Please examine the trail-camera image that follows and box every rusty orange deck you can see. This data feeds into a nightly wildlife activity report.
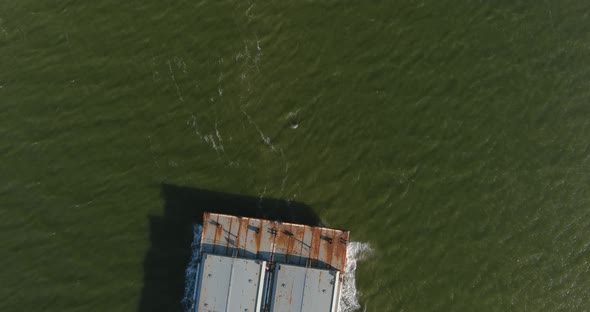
[200,212,349,272]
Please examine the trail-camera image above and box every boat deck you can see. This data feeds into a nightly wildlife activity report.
[192,212,349,312]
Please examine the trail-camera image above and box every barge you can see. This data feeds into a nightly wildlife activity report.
[191,212,350,312]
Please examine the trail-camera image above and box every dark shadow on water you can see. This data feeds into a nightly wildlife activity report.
[137,183,320,312]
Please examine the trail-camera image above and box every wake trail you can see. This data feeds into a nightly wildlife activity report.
[340,241,372,312]
[181,224,203,312]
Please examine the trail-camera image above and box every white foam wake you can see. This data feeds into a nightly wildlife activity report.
[339,242,372,312]
[182,224,203,312]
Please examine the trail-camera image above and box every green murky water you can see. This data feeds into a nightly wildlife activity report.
[2,1,590,311]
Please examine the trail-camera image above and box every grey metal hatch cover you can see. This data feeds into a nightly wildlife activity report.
[194,254,266,312]
[269,263,341,312]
